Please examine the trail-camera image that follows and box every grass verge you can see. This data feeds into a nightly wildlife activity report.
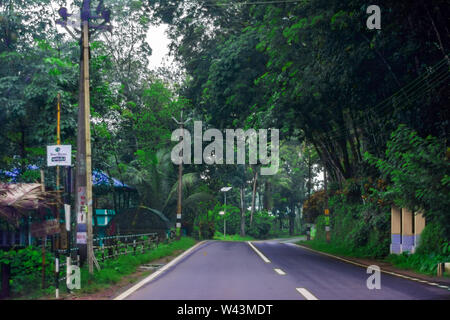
[298,239,450,277]
[11,237,197,299]
[386,252,450,277]
[298,239,367,257]
[78,237,197,294]
[213,231,255,241]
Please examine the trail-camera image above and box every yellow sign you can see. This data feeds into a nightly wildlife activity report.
[324,209,330,215]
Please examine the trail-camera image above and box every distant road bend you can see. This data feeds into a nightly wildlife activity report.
[121,240,450,300]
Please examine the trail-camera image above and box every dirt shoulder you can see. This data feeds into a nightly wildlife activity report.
[62,250,184,300]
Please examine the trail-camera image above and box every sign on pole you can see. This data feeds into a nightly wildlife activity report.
[47,145,72,166]
[64,204,71,231]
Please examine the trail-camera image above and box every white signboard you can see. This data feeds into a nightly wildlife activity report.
[47,145,72,166]
[64,204,71,231]
[76,232,87,244]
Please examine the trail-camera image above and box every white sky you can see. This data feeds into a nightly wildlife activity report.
[53,1,171,70]
[146,24,171,70]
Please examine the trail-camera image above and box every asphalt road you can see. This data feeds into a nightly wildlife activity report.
[124,240,450,300]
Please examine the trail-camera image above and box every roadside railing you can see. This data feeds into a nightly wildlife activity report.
[93,233,160,262]
[0,229,178,299]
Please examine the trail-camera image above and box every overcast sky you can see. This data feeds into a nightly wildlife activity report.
[53,0,171,70]
[146,23,171,70]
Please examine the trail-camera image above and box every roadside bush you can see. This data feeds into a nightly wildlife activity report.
[193,203,222,240]
[0,246,55,297]
[214,204,242,236]
[246,210,274,239]
[416,222,447,255]
[387,251,450,275]
[197,220,215,239]
[365,125,450,239]
[314,191,390,259]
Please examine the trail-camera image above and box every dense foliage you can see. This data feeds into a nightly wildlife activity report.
[0,0,449,285]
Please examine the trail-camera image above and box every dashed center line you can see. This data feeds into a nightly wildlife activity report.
[296,288,319,300]
[247,241,271,263]
[274,268,286,275]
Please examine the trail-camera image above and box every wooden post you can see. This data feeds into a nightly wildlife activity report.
[56,93,61,249]
[40,170,46,289]
[176,119,183,240]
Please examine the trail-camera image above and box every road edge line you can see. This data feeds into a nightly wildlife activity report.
[290,243,450,291]
[114,240,207,300]
[247,241,271,263]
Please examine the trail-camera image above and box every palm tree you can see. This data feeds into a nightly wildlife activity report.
[124,149,216,227]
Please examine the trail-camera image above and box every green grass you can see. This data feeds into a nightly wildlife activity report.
[214,230,303,241]
[78,237,197,294]
[297,239,369,257]
[213,231,255,241]
[268,231,304,239]
[386,252,450,277]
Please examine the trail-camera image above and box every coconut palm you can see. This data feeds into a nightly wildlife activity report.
[123,149,216,225]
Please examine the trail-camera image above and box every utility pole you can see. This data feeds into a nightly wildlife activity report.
[82,17,94,274]
[57,0,111,274]
[172,111,191,240]
[55,93,61,250]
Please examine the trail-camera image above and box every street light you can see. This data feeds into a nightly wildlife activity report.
[220,187,232,238]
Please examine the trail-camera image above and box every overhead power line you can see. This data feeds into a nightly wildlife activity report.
[150,0,301,9]
[318,56,449,141]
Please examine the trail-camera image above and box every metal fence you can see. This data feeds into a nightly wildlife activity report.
[53,229,176,298]
[93,233,160,262]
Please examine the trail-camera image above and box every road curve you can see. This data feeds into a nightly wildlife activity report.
[123,240,450,300]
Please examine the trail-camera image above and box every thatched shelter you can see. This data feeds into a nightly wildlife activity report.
[0,183,58,228]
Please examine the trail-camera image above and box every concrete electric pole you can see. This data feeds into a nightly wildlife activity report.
[57,0,111,274]
[172,111,191,240]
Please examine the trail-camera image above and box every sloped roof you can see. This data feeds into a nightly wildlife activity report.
[92,170,135,190]
[0,166,135,190]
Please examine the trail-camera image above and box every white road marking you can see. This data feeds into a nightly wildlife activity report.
[296,288,318,300]
[247,241,271,263]
[114,241,206,300]
[290,243,450,292]
[274,268,286,275]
